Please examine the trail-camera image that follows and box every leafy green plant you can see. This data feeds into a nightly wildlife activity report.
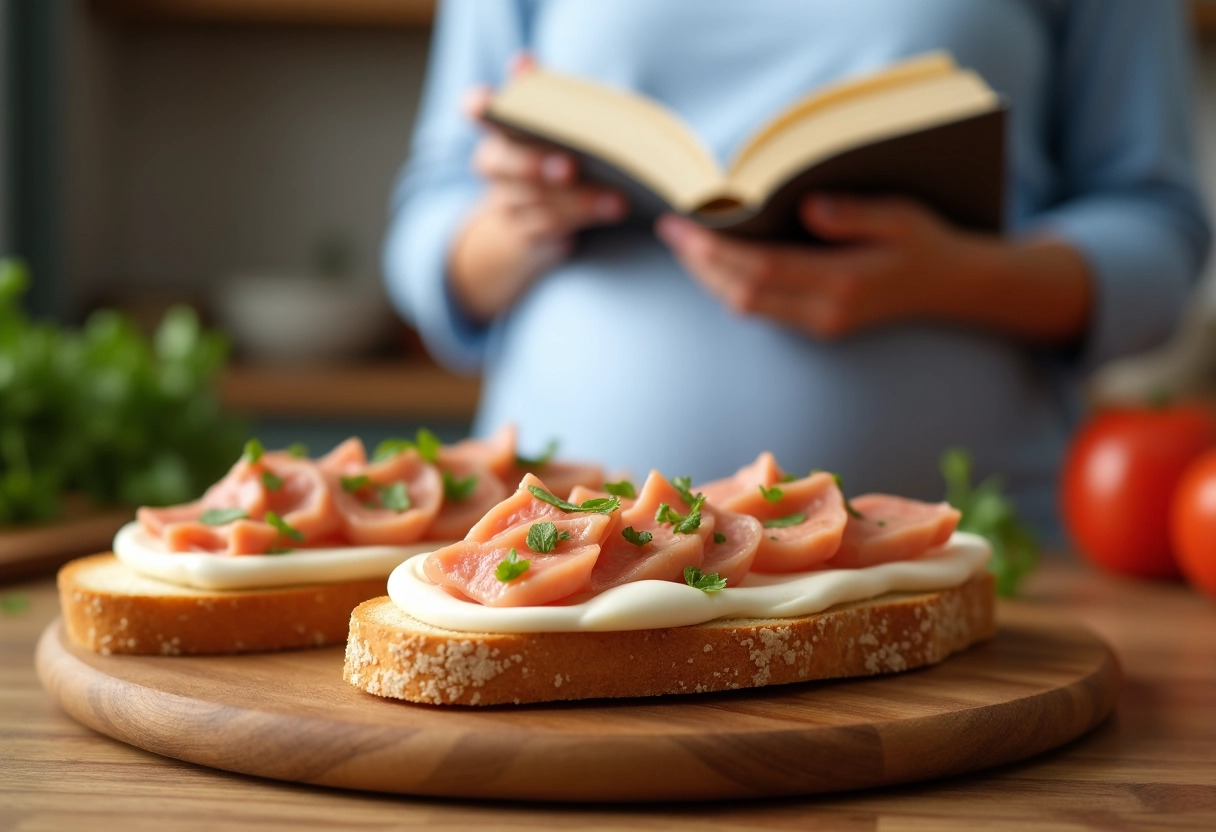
[940,447,1038,597]
[0,259,245,525]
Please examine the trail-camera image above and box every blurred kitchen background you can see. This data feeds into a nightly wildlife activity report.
[5,0,1216,451]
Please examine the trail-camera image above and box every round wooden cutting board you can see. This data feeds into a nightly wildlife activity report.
[36,603,1120,803]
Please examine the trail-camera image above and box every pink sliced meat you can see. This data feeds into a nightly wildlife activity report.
[589,470,712,592]
[697,452,787,509]
[439,424,518,479]
[316,437,367,475]
[463,472,579,543]
[161,518,280,556]
[700,505,763,586]
[424,514,611,606]
[724,471,847,572]
[425,459,511,541]
[828,495,961,569]
[137,457,267,538]
[139,447,343,555]
[327,448,444,546]
[505,460,605,500]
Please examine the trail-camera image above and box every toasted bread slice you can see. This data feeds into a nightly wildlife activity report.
[345,571,995,706]
[59,552,386,655]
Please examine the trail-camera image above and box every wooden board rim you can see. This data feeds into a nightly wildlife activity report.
[35,604,1121,802]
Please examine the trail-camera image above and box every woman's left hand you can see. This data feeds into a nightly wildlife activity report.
[655,195,1092,343]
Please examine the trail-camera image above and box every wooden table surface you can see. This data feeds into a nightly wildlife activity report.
[3,556,1215,831]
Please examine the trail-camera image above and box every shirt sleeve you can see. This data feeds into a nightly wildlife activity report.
[381,0,530,373]
[1024,0,1211,370]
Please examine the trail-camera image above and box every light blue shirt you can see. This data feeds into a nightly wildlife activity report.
[384,0,1210,536]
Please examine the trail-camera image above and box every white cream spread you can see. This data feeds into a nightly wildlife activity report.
[112,522,441,591]
[388,531,991,633]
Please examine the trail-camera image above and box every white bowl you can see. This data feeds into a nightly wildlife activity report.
[216,274,393,364]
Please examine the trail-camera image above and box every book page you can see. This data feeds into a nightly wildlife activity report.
[730,52,958,173]
[726,71,999,208]
[489,70,726,212]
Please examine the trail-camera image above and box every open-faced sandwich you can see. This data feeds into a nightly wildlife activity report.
[57,426,603,655]
[345,453,996,706]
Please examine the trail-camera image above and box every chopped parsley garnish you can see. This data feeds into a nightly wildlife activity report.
[340,475,371,493]
[683,566,727,593]
[621,526,653,547]
[832,473,864,519]
[372,438,413,463]
[287,442,308,459]
[264,545,294,555]
[779,472,798,483]
[526,521,570,553]
[654,495,706,534]
[877,520,887,527]
[377,482,411,512]
[199,507,248,526]
[515,438,558,468]
[527,485,620,514]
[758,484,784,503]
[764,512,807,529]
[243,438,265,464]
[372,428,442,464]
[261,470,283,491]
[713,532,726,544]
[603,479,637,499]
[671,475,697,506]
[264,510,305,542]
[414,428,441,463]
[443,470,478,501]
[495,548,530,582]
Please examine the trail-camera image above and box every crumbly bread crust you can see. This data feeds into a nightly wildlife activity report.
[345,572,996,706]
[59,552,387,655]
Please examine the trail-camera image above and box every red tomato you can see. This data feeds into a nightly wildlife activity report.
[1061,404,1216,578]
[1170,450,1216,596]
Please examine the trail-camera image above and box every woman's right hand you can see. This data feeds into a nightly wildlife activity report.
[448,84,627,324]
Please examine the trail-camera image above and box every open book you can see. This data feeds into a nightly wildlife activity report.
[485,52,1006,240]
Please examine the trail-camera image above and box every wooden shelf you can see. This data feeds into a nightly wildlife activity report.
[1196,1,1216,33]
[91,0,435,28]
[218,359,480,420]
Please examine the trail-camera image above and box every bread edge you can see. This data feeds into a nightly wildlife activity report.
[58,552,387,655]
[344,571,996,706]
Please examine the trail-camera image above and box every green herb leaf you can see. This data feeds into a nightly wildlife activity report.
[243,438,265,464]
[713,532,726,544]
[199,507,248,526]
[940,447,1038,598]
[603,479,637,499]
[495,548,530,582]
[414,428,441,463]
[265,545,294,555]
[261,470,283,491]
[758,484,784,503]
[654,493,706,534]
[779,473,798,483]
[622,526,653,547]
[831,473,864,519]
[443,470,478,501]
[525,521,570,553]
[287,442,309,459]
[671,475,697,506]
[683,566,727,593]
[764,512,807,529]
[377,482,411,512]
[527,485,620,514]
[515,438,559,467]
[340,475,371,493]
[264,509,305,542]
[372,438,414,463]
